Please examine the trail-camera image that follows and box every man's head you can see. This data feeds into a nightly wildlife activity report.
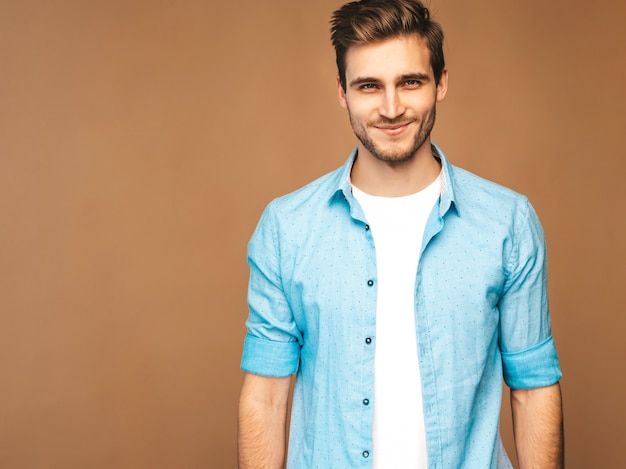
[330,0,445,92]
[331,0,448,168]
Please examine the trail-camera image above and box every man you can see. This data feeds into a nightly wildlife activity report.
[238,0,563,467]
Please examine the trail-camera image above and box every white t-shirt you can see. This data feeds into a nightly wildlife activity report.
[352,173,441,469]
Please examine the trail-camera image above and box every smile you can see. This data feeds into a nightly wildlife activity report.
[374,122,411,137]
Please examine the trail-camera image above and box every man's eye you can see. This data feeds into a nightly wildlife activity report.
[360,83,378,90]
[405,79,421,87]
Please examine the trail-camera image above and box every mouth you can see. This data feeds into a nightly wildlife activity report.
[373,121,412,136]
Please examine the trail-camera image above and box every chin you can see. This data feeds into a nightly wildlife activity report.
[371,149,415,164]
[377,144,417,161]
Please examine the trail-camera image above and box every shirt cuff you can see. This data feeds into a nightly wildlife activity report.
[240,334,300,377]
[502,335,562,389]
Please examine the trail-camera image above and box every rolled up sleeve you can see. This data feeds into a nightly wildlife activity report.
[502,335,561,389]
[499,199,562,389]
[240,202,302,377]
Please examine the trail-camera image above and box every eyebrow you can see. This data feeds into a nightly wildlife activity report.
[348,77,381,88]
[348,72,431,88]
[399,73,431,82]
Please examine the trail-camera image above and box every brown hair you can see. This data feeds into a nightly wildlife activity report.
[330,0,445,90]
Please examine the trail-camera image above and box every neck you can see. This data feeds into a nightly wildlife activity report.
[350,143,441,197]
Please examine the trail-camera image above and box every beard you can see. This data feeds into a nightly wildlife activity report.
[349,105,436,166]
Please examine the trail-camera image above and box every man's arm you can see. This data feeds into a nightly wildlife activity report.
[511,382,564,469]
[238,372,292,469]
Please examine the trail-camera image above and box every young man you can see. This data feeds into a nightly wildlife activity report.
[238,1,563,467]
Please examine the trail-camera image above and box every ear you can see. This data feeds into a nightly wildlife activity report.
[337,76,348,109]
[436,68,449,102]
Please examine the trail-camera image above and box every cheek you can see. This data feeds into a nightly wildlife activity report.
[345,97,377,120]
[413,95,438,114]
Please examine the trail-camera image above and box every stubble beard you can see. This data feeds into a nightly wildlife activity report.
[349,105,437,167]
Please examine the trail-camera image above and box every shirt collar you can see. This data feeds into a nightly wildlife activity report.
[432,143,459,217]
[330,144,459,218]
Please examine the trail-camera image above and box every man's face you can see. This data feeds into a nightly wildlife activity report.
[338,34,448,166]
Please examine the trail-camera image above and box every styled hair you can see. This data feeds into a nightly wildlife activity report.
[330,0,445,90]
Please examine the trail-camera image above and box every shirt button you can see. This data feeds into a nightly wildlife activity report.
[362,450,370,458]
[367,280,374,286]
[363,398,370,405]
[365,337,372,344]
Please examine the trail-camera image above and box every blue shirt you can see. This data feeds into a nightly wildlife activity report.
[241,145,562,468]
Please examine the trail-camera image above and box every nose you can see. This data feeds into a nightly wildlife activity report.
[379,89,405,119]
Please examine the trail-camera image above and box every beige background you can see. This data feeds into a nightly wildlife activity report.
[1,0,624,467]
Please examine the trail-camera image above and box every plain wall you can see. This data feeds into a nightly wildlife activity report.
[1,0,625,467]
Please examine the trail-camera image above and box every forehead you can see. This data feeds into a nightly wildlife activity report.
[344,34,433,80]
